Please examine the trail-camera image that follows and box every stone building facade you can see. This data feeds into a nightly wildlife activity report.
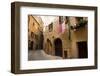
[28,15,44,50]
[43,16,88,59]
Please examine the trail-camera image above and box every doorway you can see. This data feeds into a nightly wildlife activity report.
[77,41,88,58]
[46,39,52,55]
[54,38,63,57]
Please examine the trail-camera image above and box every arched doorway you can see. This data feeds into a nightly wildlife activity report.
[46,39,52,55]
[54,38,63,57]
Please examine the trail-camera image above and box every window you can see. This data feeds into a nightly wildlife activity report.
[48,23,53,32]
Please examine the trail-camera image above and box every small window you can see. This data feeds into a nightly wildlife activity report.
[33,22,35,26]
[48,23,53,32]
[31,32,34,38]
[59,16,64,24]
